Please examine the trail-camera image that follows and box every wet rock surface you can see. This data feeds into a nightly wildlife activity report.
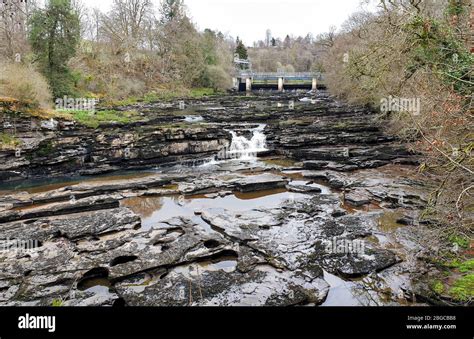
[0,91,417,182]
[0,91,431,306]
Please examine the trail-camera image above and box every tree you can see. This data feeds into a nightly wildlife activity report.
[316,25,337,48]
[29,0,80,97]
[235,38,248,59]
[24,0,234,100]
[200,29,232,90]
[202,29,218,65]
[0,0,32,60]
[101,0,154,51]
[283,35,291,49]
[159,0,185,25]
[248,32,322,72]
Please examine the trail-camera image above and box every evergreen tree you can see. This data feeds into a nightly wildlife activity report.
[29,0,80,98]
[235,38,248,60]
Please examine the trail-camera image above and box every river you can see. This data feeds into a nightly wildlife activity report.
[0,90,429,306]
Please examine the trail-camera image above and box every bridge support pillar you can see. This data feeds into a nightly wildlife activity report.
[232,77,239,90]
[246,78,252,92]
[278,77,284,92]
[312,78,317,91]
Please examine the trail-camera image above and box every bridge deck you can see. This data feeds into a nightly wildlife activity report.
[234,71,326,91]
[237,72,324,82]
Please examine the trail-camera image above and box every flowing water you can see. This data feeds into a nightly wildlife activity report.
[227,124,268,160]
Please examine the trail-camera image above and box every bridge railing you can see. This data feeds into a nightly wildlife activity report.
[238,71,324,79]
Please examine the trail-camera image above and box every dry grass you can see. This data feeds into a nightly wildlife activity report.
[0,62,52,109]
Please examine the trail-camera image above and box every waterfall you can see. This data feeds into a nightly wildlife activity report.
[227,124,267,160]
[199,124,268,167]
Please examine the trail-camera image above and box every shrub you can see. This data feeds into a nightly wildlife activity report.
[203,65,232,91]
[0,62,52,109]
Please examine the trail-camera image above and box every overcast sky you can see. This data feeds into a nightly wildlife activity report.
[79,0,377,45]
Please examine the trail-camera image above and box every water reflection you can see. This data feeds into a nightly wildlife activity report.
[0,171,156,196]
[120,189,305,230]
[121,196,165,219]
[321,271,387,306]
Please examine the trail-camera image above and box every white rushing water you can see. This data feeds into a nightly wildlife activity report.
[183,115,204,123]
[154,124,268,170]
[197,124,268,168]
[227,124,267,160]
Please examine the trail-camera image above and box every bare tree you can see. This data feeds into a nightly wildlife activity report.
[0,0,33,60]
[101,0,154,51]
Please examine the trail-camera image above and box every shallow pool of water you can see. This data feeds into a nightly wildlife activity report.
[377,211,407,232]
[322,271,388,306]
[121,189,305,230]
[290,180,332,194]
[0,171,156,196]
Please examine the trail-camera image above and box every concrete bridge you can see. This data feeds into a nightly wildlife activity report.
[233,72,325,92]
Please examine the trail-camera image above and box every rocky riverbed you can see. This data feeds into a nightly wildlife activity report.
[0,91,438,306]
